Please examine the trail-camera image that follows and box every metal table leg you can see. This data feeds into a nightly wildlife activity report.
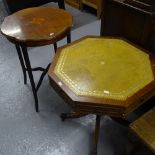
[20,44,39,112]
[15,43,52,112]
[67,29,71,43]
[58,0,65,9]
[15,44,27,85]
[53,29,71,53]
[54,43,57,53]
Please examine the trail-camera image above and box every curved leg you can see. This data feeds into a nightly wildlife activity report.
[36,63,51,92]
[15,44,27,84]
[21,44,39,112]
[58,0,65,9]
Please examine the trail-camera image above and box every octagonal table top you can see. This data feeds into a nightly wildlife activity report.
[48,36,155,117]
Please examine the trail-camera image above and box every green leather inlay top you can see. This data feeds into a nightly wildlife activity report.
[54,38,154,100]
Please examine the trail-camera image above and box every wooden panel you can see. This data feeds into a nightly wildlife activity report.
[65,0,80,8]
[85,0,96,5]
[124,0,152,11]
[82,0,97,8]
[81,0,103,17]
[130,108,155,153]
[100,0,155,50]
[138,0,153,5]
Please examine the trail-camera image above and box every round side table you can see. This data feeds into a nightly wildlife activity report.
[0,6,73,112]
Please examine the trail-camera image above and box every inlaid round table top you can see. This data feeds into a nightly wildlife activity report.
[48,36,155,117]
[0,7,72,45]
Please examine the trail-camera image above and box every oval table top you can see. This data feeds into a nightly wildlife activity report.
[0,7,73,46]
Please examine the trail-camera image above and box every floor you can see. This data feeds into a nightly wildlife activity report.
[0,1,152,155]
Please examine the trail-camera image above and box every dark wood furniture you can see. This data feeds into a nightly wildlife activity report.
[129,107,155,154]
[65,0,103,17]
[65,0,81,9]
[48,36,155,154]
[80,0,103,17]
[0,7,72,112]
[100,0,155,51]
[125,0,155,11]
[2,0,65,14]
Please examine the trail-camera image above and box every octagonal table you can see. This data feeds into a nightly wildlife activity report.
[48,36,155,154]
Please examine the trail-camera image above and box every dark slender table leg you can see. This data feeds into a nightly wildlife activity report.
[58,0,65,9]
[54,43,57,53]
[67,29,71,43]
[20,44,39,112]
[54,29,70,53]
[15,44,27,84]
[92,115,101,155]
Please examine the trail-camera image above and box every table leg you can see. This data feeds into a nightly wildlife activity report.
[54,43,57,53]
[15,44,27,84]
[58,0,65,9]
[20,44,39,112]
[36,63,51,92]
[54,29,71,52]
[67,29,71,43]
[92,115,101,155]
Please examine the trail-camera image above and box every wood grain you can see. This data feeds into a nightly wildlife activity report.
[130,107,155,153]
[0,7,72,46]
